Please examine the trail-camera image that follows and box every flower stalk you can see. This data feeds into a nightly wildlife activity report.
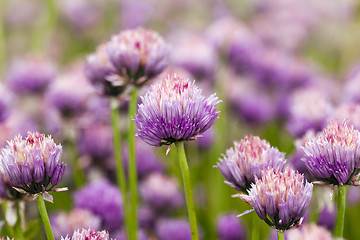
[37,195,55,240]
[128,88,138,240]
[277,231,285,240]
[175,141,199,240]
[335,185,347,239]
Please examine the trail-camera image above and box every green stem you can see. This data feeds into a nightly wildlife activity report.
[15,203,24,240]
[1,202,14,238]
[277,231,285,240]
[335,185,347,238]
[32,0,57,51]
[252,213,260,240]
[110,97,129,238]
[37,195,55,240]
[174,141,199,240]
[128,88,138,240]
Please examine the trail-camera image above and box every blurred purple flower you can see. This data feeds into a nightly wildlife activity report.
[46,68,93,118]
[51,209,101,239]
[216,136,286,192]
[217,214,246,240]
[140,173,183,212]
[7,56,57,94]
[170,33,217,81]
[317,205,336,231]
[302,120,360,185]
[0,132,65,197]
[331,103,360,130]
[74,179,123,231]
[106,27,169,83]
[113,228,149,240]
[134,74,220,147]
[286,223,332,240]
[0,85,11,123]
[237,167,313,231]
[156,219,191,240]
[286,87,332,138]
[85,44,125,97]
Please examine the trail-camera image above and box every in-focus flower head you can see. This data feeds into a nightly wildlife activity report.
[106,27,169,85]
[302,120,360,185]
[237,167,313,231]
[216,136,286,192]
[134,74,220,147]
[61,228,110,240]
[51,208,101,239]
[0,132,66,201]
[85,44,125,97]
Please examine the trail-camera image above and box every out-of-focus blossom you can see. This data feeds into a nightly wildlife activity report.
[113,229,149,240]
[6,56,57,94]
[77,122,113,163]
[217,214,246,240]
[0,132,65,201]
[138,206,155,229]
[4,0,40,27]
[302,120,360,185]
[0,85,12,123]
[344,65,360,103]
[317,205,336,231]
[74,179,123,231]
[106,28,169,84]
[217,136,286,192]
[85,44,125,97]
[237,167,313,231]
[61,228,110,240]
[331,103,360,130]
[51,209,101,239]
[57,0,103,30]
[289,130,317,181]
[140,173,183,212]
[286,87,333,138]
[156,219,191,240]
[197,127,215,149]
[286,223,332,240]
[120,0,154,29]
[227,77,275,124]
[123,139,163,179]
[46,68,93,118]
[134,74,220,147]
[170,33,217,81]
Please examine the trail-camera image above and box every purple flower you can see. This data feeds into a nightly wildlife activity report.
[0,132,65,196]
[216,136,286,192]
[46,68,93,118]
[237,167,313,231]
[0,84,11,123]
[134,74,220,147]
[51,209,101,239]
[84,44,125,97]
[217,214,246,240]
[302,120,360,185]
[74,179,123,231]
[286,88,332,138]
[6,56,56,94]
[106,28,169,83]
[317,205,336,231]
[170,33,217,81]
[113,229,149,240]
[123,139,163,179]
[140,173,183,213]
[331,103,360,130]
[61,228,110,240]
[156,219,191,240]
[286,223,332,240]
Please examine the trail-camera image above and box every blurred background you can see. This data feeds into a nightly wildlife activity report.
[1,0,360,239]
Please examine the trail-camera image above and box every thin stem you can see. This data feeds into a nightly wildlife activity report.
[277,231,285,240]
[335,185,347,238]
[128,88,138,240]
[37,195,55,240]
[110,97,129,237]
[32,0,57,51]
[174,141,199,240]
[14,203,24,240]
[252,213,260,240]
